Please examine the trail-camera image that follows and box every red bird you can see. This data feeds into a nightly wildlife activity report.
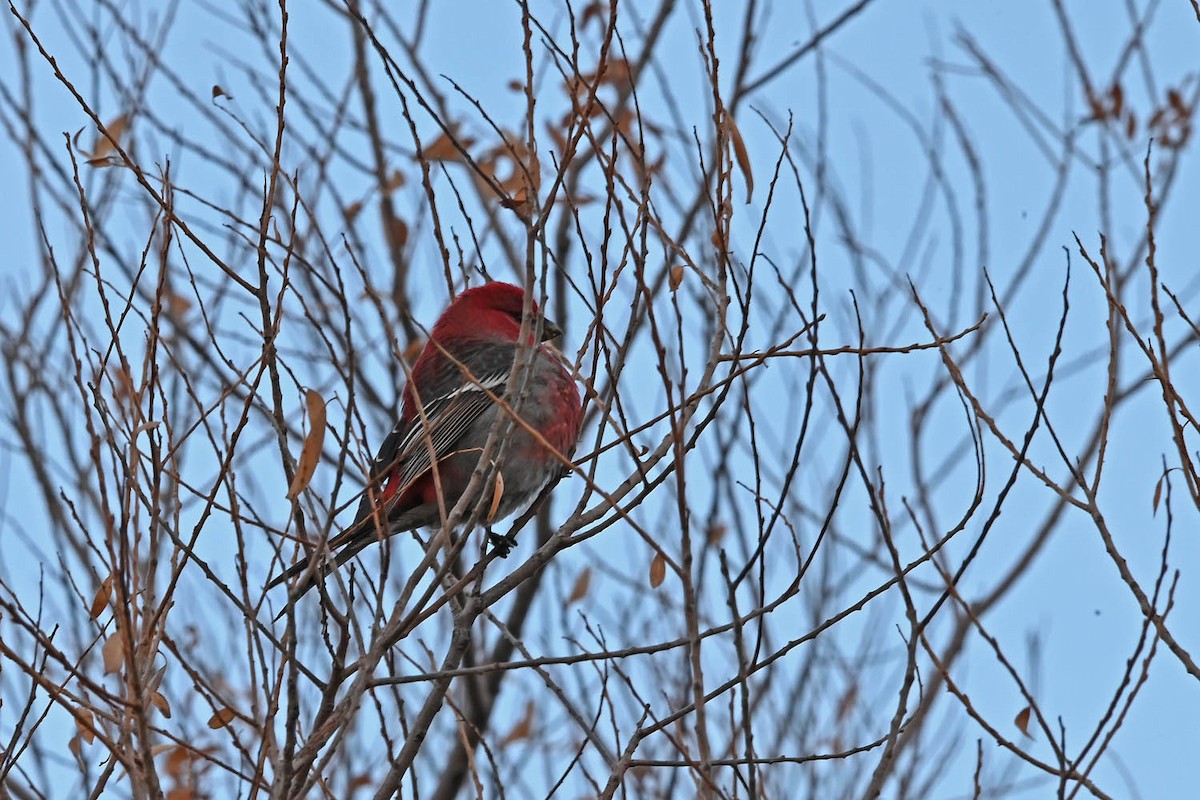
[269,282,582,601]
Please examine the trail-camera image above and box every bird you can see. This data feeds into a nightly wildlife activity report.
[267,281,583,603]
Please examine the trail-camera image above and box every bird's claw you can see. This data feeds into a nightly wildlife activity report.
[487,529,518,558]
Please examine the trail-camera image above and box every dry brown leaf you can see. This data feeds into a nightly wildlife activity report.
[1168,88,1185,113]
[590,59,631,90]
[506,79,524,92]
[500,186,534,221]
[383,169,407,192]
[74,708,96,744]
[706,521,728,545]
[473,158,499,188]
[836,682,858,722]
[726,114,754,203]
[111,364,136,405]
[613,108,635,136]
[668,265,685,291]
[421,131,474,162]
[164,291,192,318]
[165,746,191,779]
[92,114,130,159]
[166,787,196,800]
[649,552,666,589]
[207,707,237,729]
[580,1,607,29]
[487,472,505,523]
[605,59,632,89]
[1152,474,1164,516]
[566,567,591,605]
[344,200,364,223]
[212,85,229,101]
[1014,705,1032,737]
[102,629,125,675]
[286,389,326,499]
[499,700,536,746]
[89,574,113,620]
[385,216,409,251]
[151,691,172,719]
[68,735,83,758]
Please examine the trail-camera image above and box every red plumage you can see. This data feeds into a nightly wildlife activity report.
[269,281,583,602]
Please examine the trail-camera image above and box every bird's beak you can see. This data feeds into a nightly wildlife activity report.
[540,317,563,342]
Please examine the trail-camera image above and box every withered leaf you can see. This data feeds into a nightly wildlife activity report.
[836,682,858,722]
[1108,84,1123,118]
[212,85,229,101]
[164,291,192,318]
[165,745,191,778]
[649,552,666,588]
[385,216,409,251]
[421,131,474,162]
[499,700,536,746]
[151,691,172,719]
[1168,88,1185,114]
[91,114,130,159]
[91,113,131,160]
[726,114,754,203]
[207,707,237,729]
[74,708,96,744]
[487,472,505,523]
[668,265,685,292]
[102,629,126,675]
[580,1,607,29]
[383,169,407,193]
[286,389,326,499]
[570,58,633,96]
[1014,705,1032,737]
[566,567,591,605]
[500,186,534,221]
[89,574,113,620]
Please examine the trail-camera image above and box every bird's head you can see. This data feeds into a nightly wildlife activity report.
[432,281,562,344]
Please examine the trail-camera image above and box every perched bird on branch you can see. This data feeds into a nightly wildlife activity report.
[268,281,582,604]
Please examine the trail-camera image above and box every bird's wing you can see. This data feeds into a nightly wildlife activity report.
[350,368,511,529]
[267,341,534,607]
[267,368,511,604]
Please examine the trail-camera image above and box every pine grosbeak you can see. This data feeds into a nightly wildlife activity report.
[269,281,582,601]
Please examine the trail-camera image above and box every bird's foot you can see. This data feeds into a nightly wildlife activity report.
[486,529,518,558]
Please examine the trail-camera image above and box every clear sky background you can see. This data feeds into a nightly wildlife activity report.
[2,2,1198,798]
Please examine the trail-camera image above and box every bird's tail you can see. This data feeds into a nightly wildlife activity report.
[266,517,387,619]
